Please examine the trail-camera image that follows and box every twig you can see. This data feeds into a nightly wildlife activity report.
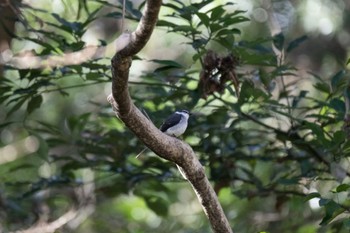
[122,0,126,32]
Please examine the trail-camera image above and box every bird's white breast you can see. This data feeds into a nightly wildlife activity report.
[165,114,188,137]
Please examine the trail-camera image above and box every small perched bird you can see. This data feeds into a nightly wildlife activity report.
[160,110,190,137]
[136,110,190,158]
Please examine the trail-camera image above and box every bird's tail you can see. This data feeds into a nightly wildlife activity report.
[136,147,148,159]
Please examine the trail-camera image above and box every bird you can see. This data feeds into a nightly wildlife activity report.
[160,110,190,137]
[136,110,191,158]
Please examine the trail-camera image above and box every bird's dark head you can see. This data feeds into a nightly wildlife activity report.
[180,110,190,115]
[176,110,191,119]
[179,110,191,116]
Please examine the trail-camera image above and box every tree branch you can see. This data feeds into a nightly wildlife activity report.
[108,0,233,232]
[2,46,106,69]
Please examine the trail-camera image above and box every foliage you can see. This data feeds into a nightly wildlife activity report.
[0,0,350,232]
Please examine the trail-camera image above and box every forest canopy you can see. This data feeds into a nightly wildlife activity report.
[0,0,350,232]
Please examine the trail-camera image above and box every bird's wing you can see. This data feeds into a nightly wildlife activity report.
[160,113,181,132]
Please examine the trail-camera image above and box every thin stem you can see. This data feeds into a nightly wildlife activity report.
[39,81,108,94]
[122,0,126,32]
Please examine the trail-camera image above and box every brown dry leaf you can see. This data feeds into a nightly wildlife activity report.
[198,50,240,98]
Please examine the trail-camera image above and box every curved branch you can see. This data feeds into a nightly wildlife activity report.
[13,209,78,233]
[109,1,233,233]
[119,0,162,57]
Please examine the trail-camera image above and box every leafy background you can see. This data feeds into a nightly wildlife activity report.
[0,0,350,232]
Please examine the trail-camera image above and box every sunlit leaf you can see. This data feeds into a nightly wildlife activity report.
[331,184,350,193]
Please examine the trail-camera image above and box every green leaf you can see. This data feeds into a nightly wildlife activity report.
[81,62,108,70]
[344,218,350,229]
[7,97,28,117]
[124,0,142,19]
[95,0,118,7]
[329,98,345,113]
[210,6,225,22]
[81,6,103,28]
[343,140,350,154]
[162,2,183,11]
[30,133,49,158]
[191,0,213,11]
[153,66,179,73]
[331,70,348,95]
[292,90,308,108]
[192,38,208,49]
[27,95,43,114]
[319,199,345,225]
[69,41,85,51]
[144,195,168,216]
[36,120,62,135]
[273,33,284,51]
[178,6,196,21]
[86,72,102,80]
[196,12,210,27]
[215,34,235,49]
[209,23,223,34]
[150,59,183,68]
[302,122,330,146]
[22,37,59,53]
[304,192,321,202]
[67,113,91,133]
[277,177,300,185]
[0,94,12,104]
[215,28,241,38]
[192,49,206,61]
[103,11,122,19]
[0,121,14,129]
[172,25,199,34]
[51,13,83,34]
[222,16,250,26]
[286,35,308,53]
[238,80,268,105]
[313,82,330,94]
[332,184,350,193]
[8,164,35,173]
[234,46,277,66]
[332,130,346,145]
[13,87,37,95]
[157,20,177,28]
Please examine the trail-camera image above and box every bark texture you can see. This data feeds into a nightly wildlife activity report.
[109,1,233,232]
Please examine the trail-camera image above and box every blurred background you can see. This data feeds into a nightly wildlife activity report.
[0,0,350,232]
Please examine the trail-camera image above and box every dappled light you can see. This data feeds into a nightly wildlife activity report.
[1,0,350,232]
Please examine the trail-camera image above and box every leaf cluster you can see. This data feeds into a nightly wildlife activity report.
[1,0,350,232]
